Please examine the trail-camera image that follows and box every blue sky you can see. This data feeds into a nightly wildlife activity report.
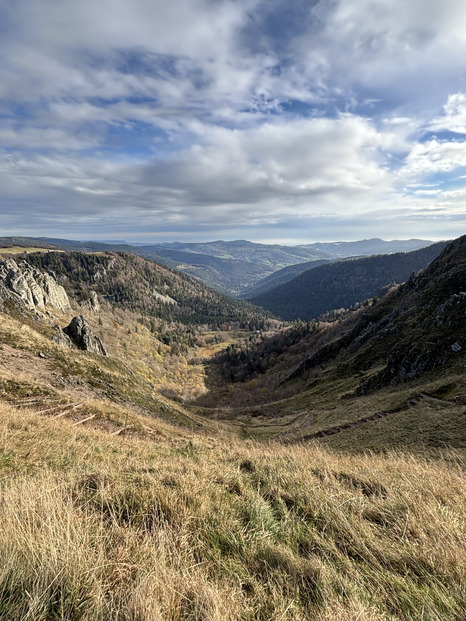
[1,0,466,244]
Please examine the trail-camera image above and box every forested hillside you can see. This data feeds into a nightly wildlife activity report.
[118,240,330,295]
[250,242,447,320]
[20,251,271,329]
[136,246,269,296]
[242,259,331,298]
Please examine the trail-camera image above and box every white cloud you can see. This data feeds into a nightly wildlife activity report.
[299,0,466,118]
[0,113,395,234]
[430,93,466,134]
[139,114,393,219]
[403,139,466,176]
[412,189,442,196]
[0,0,266,116]
[0,125,100,151]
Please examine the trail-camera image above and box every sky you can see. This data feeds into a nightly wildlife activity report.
[1,0,466,245]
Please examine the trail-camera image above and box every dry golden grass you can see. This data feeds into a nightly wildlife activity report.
[0,298,465,619]
[0,398,465,620]
[0,307,214,433]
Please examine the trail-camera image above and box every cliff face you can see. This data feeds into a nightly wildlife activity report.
[0,258,70,311]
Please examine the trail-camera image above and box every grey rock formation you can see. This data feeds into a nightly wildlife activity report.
[0,281,25,314]
[0,258,70,310]
[63,315,107,355]
[53,325,74,349]
[80,291,101,312]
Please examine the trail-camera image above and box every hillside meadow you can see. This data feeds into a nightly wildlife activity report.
[0,394,465,620]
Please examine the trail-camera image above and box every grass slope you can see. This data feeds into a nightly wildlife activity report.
[1,397,465,620]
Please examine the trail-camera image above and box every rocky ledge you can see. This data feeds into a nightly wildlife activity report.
[0,258,70,310]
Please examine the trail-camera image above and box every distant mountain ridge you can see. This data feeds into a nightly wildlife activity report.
[301,237,433,257]
[0,236,434,297]
[136,240,331,295]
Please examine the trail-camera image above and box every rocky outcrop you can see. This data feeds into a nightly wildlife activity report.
[0,258,70,310]
[63,315,107,355]
[53,325,74,349]
[80,291,101,312]
[0,281,25,314]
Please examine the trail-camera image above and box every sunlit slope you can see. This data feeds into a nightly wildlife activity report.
[0,396,464,620]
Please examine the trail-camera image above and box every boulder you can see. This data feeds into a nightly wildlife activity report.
[53,325,74,349]
[0,259,70,310]
[63,315,107,355]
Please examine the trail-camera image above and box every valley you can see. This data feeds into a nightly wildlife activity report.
[0,235,464,620]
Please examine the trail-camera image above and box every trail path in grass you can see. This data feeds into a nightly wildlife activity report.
[288,395,424,442]
[288,393,465,442]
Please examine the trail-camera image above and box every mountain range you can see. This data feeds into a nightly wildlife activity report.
[249,242,448,320]
[0,236,434,297]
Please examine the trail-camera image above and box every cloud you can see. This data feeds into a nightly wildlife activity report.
[430,93,466,134]
[0,0,465,242]
[139,114,393,217]
[402,139,466,176]
[0,113,394,232]
[0,0,264,116]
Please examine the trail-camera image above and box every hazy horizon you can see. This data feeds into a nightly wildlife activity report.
[1,233,442,248]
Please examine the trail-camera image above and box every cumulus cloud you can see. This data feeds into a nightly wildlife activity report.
[430,93,466,134]
[141,115,392,212]
[0,0,465,242]
[403,139,466,176]
[309,0,466,105]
